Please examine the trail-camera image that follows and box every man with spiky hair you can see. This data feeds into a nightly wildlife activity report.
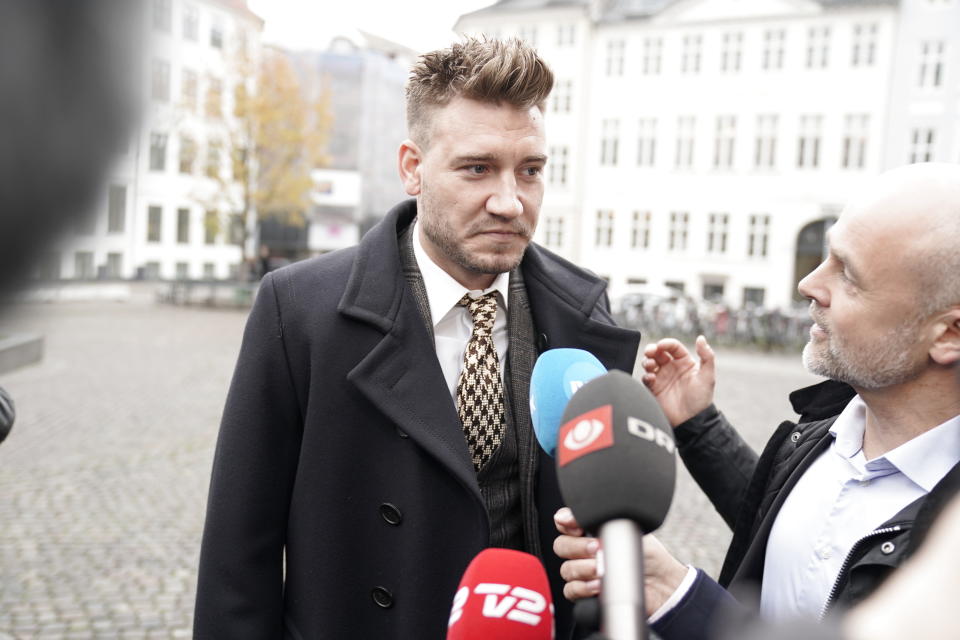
[195,37,640,639]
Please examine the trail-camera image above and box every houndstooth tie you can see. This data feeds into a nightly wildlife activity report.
[456,292,505,472]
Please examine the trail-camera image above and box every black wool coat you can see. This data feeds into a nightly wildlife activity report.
[193,200,641,639]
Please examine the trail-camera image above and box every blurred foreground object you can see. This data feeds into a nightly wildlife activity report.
[843,486,960,640]
[0,385,14,444]
[0,0,140,295]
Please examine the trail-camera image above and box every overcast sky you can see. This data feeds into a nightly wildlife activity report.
[247,0,497,53]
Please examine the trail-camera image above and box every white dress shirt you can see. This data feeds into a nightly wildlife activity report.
[410,220,510,404]
[760,395,960,620]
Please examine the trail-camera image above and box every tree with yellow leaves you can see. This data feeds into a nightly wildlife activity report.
[202,43,331,264]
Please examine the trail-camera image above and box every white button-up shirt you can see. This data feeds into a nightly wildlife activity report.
[760,395,960,620]
[410,220,509,404]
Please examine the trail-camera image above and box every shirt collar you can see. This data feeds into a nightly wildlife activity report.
[411,219,510,329]
[830,395,960,491]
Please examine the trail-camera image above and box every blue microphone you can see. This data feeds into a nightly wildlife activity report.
[530,348,606,457]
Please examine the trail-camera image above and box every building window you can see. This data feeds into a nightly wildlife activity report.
[204,210,219,244]
[179,136,196,174]
[806,27,830,69]
[518,25,538,47]
[754,114,778,169]
[918,41,946,88]
[203,263,216,280]
[548,146,568,186]
[668,212,689,251]
[551,80,572,113]
[176,262,190,280]
[147,206,162,242]
[702,283,725,302]
[910,128,936,162]
[797,115,823,168]
[144,262,161,281]
[177,208,191,244]
[637,118,657,167]
[743,287,766,308]
[675,116,696,169]
[748,214,770,258]
[544,216,565,248]
[851,23,878,67]
[75,252,95,279]
[842,114,869,169]
[681,35,702,73]
[721,32,743,72]
[556,24,576,46]
[762,29,786,70]
[205,77,223,118]
[206,140,221,179]
[707,213,729,253]
[714,116,736,169]
[107,185,126,233]
[152,0,171,32]
[600,119,619,166]
[181,69,198,112]
[606,39,625,76]
[229,213,245,245]
[631,211,651,249]
[106,253,123,279]
[151,59,170,102]
[210,18,224,49]
[149,132,168,171]
[642,38,662,75]
[595,210,615,247]
[183,5,199,41]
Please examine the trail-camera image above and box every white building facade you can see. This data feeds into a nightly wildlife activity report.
[52,0,263,282]
[456,0,960,309]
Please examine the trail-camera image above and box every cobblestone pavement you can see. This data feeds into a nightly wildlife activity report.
[0,300,819,638]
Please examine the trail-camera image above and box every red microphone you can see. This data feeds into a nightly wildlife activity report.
[447,548,555,640]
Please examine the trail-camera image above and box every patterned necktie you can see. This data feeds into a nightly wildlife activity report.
[456,292,505,472]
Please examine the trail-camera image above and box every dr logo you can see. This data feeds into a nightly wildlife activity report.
[557,405,614,466]
[563,419,605,451]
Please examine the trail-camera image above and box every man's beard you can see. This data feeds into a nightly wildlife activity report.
[802,308,927,390]
[419,181,532,277]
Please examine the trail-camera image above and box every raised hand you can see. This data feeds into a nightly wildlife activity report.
[641,335,716,427]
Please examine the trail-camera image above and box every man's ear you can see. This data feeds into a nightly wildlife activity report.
[930,307,960,366]
[398,139,423,196]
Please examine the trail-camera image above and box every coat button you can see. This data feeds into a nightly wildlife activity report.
[790,432,801,443]
[372,586,393,608]
[395,427,409,439]
[881,541,896,555]
[379,503,402,525]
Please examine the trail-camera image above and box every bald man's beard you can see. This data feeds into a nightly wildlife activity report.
[802,311,927,391]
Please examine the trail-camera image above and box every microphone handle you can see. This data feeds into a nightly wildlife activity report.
[599,519,646,640]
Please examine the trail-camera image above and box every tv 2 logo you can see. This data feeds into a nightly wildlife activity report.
[448,583,549,627]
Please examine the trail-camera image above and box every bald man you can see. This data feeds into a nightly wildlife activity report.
[555,162,960,637]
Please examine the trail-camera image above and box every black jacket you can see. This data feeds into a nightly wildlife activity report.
[671,379,960,623]
[193,200,641,639]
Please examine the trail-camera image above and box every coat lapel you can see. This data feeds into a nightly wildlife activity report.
[521,244,641,373]
[339,200,481,502]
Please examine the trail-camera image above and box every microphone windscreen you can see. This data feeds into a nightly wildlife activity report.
[447,548,555,640]
[530,348,607,457]
[555,370,676,532]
